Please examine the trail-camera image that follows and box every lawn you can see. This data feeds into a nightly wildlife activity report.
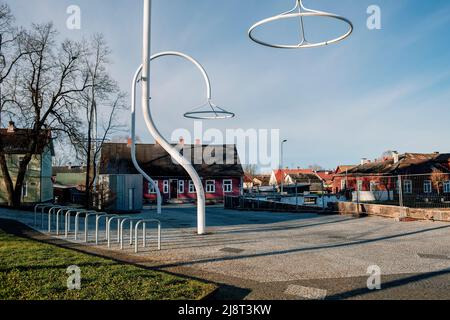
[0,228,216,300]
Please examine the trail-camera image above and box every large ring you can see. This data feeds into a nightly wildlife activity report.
[248,1,353,49]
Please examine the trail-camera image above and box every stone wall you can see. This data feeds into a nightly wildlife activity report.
[335,202,450,222]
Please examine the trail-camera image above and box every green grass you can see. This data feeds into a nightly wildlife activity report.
[0,229,216,300]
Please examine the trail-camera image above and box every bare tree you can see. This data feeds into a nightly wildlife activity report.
[0,22,89,207]
[243,164,258,179]
[71,34,127,208]
[431,172,446,196]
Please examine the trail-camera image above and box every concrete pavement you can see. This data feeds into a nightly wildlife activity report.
[1,206,450,300]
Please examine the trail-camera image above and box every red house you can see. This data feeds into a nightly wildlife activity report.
[100,143,244,204]
[333,153,450,199]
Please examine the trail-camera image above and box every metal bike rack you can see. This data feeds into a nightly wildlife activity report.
[95,214,110,245]
[107,216,129,248]
[134,219,161,253]
[55,207,77,236]
[34,203,54,227]
[65,209,87,238]
[119,218,143,250]
[84,212,108,243]
[74,210,97,240]
[47,205,67,233]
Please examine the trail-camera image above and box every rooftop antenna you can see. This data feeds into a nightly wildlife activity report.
[248,0,353,49]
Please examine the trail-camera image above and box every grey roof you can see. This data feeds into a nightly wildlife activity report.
[0,128,54,155]
[100,143,244,178]
[344,153,450,176]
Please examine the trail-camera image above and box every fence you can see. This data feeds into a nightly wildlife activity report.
[224,195,328,213]
[338,172,450,209]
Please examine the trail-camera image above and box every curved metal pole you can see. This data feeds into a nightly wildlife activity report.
[143,0,209,234]
[132,65,162,214]
[133,50,212,226]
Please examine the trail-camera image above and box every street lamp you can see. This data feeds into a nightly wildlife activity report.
[280,139,287,194]
[132,0,234,235]
[133,0,352,235]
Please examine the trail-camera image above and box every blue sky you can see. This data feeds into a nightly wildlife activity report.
[6,0,450,171]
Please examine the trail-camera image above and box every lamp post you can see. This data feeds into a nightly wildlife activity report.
[134,0,233,235]
[280,139,287,194]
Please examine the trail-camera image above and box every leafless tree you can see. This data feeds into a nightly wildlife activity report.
[0,22,89,207]
[431,171,446,196]
[71,34,127,208]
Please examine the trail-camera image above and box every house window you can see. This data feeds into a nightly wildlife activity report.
[178,180,185,194]
[223,180,233,193]
[369,181,378,192]
[148,180,158,194]
[22,182,28,198]
[424,180,432,194]
[357,180,363,192]
[444,181,450,194]
[206,180,215,193]
[340,179,347,190]
[404,180,413,194]
[163,180,169,194]
[189,181,195,194]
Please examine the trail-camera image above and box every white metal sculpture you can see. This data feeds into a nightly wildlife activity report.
[133,0,234,235]
[248,0,353,49]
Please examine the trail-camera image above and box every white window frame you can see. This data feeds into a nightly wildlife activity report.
[444,181,450,194]
[148,180,158,194]
[223,179,233,193]
[189,181,195,194]
[206,180,216,193]
[404,180,413,194]
[340,179,347,190]
[424,180,432,194]
[163,180,169,194]
[178,180,185,194]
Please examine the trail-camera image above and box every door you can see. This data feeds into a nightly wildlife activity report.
[170,180,178,200]
[128,188,134,211]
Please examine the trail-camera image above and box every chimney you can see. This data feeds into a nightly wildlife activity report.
[7,121,16,133]
[195,139,201,145]
[393,151,400,164]
[179,137,185,145]
[67,162,72,170]
[361,158,368,165]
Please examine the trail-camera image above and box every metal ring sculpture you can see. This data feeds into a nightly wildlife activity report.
[133,51,235,235]
[248,0,353,49]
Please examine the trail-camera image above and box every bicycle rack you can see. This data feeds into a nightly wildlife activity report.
[134,219,161,253]
[47,205,66,233]
[95,214,109,245]
[34,204,163,255]
[119,218,144,250]
[34,204,54,227]
[55,207,76,236]
[107,216,130,248]
[84,212,108,243]
[74,210,97,240]
[65,209,87,238]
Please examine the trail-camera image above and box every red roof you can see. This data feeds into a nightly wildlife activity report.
[274,169,315,184]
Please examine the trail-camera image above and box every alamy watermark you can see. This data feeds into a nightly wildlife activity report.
[67,265,81,290]
[367,265,382,290]
[171,121,281,168]
[66,5,81,30]
[367,5,382,30]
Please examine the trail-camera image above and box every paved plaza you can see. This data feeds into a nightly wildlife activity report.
[1,207,450,300]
